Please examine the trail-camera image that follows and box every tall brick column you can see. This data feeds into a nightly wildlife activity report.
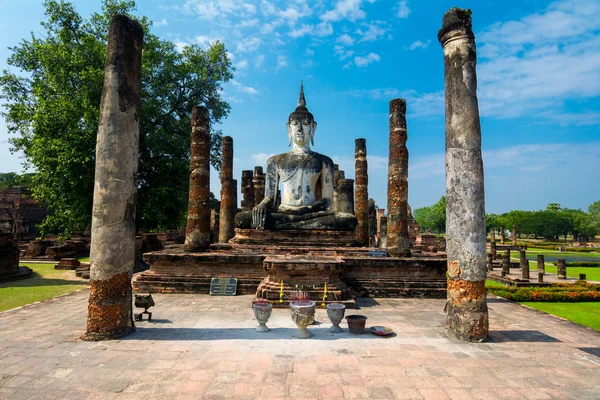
[512,225,517,246]
[85,15,143,341]
[500,226,505,244]
[184,106,211,253]
[241,170,254,212]
[253,166,265,207]
[219,136,235,243]
[355,139,369,246]
[439,8,488,342]
[386,99,411,257]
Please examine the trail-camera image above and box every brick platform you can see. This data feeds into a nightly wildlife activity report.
[134,244,447,300]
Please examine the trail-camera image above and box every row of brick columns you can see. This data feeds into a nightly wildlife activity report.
[86,8,489,342]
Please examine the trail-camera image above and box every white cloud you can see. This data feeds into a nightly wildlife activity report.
[396,1,411,18]
[276,55,288,70]
[340,88,444,117]
[322,0,367,22]
[187,0,257,20]
[255,55,265,68]
[342,62,353,69]
[476,0,600,121]
[279,3,313,25]
[230,79,259,95]
[174,41,188,53]
[305,48,315,56]
[155,18,168,27]
[337,34,355,46]
[356,21,387,42]
[407,39,430,50]
[239,18,260,28]
[236,59,248,69]
[251,153,275,166]
[195,35,220,47]
[236,37,261,53]
[334,45,354,60]
[354,52,380,67]
[289,24,313,38]
[289,22,333,38]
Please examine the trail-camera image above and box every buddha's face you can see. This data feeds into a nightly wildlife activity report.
[287,116,316,147]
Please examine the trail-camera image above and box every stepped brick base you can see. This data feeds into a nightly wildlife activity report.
[230,229,359,247]
[134,244,447,300]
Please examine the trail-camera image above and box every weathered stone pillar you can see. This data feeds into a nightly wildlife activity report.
[490,229,495,244]
[241,170,254,212]
[522,260,530,280]
[337,179,354,214]
[379,216,387,248]
[512,225,517,246]
[439,8,488,342]
[376,209,385,236]
[502,251,510,276]
[500,226,505,244]
[537,254,545,275]
[184,106,211,253]
[368,199,377,247]
[486,253,494,271]
[84,15,143,341]
[519,250,527,268]
[387,99,411,257]
[538,271,544,283]
[490,241,497,260]
[333,169,345,212]
[557,259,567,279]
[233,179,238,213]
[355,138,369,246]
[253,166,265,207]
[219,136,235,243]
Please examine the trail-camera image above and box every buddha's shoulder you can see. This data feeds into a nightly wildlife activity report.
[312,152,334,166]
[267,152,333,166]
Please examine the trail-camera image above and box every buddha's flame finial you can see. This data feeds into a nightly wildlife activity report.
[298,81,306,107]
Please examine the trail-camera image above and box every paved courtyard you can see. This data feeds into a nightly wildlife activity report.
[1,291,599,399]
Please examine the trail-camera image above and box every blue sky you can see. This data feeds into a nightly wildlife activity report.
[1,0,599,214]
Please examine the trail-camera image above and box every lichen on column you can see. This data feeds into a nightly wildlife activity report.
[84,15,143,341]
[439,7,488,342]
[386,99,411,257]
[184,106,211,253]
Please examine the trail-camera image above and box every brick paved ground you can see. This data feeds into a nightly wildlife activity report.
[1,291,599,399]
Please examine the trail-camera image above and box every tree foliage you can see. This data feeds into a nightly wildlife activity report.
[0,0,233,236]
[0,172,36,189]
[414,196,446,234]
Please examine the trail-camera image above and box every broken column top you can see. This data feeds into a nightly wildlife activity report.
[192,106,209,125]
[438,8,473,44]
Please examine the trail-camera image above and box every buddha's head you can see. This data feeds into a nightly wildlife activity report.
[287,82,317,147]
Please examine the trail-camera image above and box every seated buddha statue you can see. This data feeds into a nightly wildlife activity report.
[235,83,357,231]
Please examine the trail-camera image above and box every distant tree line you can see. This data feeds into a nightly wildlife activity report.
[414,197,600,241]
[0,172,35,189]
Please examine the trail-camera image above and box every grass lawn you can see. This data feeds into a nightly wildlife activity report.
[0,263,89,312]
[520,302,600,331]
[486,280,600,331]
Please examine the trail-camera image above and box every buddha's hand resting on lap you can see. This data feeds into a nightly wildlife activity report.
[252,197,272,229]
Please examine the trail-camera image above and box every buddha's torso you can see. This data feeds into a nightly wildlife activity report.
[270,152,331,208]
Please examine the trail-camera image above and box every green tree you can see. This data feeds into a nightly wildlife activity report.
[414,196,446,234]
[0,172,36,189]
[589,200,600,234]
[0,0,233,236]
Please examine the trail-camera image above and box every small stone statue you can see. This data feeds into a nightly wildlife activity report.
[235,83,356,231]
